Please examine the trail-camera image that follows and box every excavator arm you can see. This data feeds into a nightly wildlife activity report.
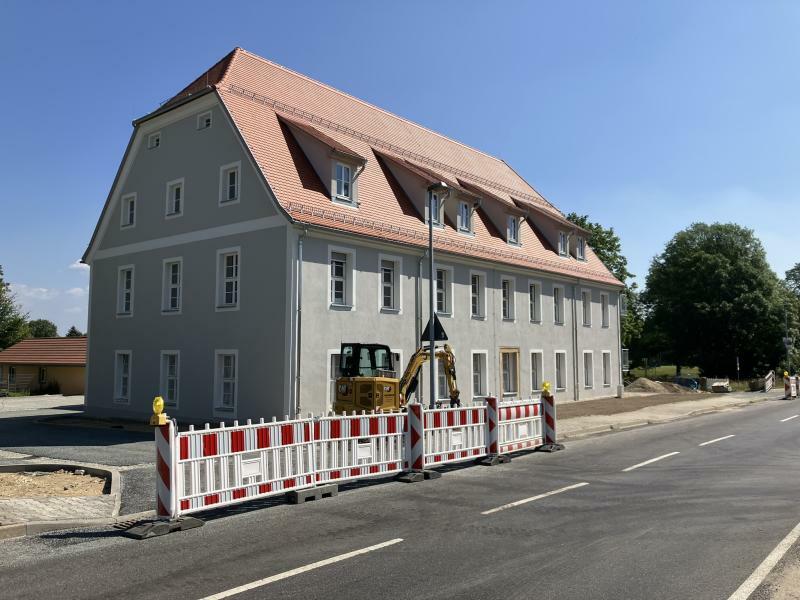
[398,343,461,407]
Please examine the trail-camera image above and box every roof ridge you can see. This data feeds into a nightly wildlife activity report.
[235,48,509,166]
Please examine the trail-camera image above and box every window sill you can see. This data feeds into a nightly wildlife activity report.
[219,198,240,207]
[583,323,592,328]
[214,406,234,413]
[603,384,612,388]
[120,224,135,230]
[165,212,183,220]
[332,197,357,208]
[530,319,542,325]
[113,398,130,404]
[329,303,354,311]
[554,321,565,326]
[471,314,486,321]
[161,309,182,316]
[584,386,593,390]
[457,229,474,236]
[216,304,240,312]
[435,311,452,318]
[380,307,401,314]
[116,312,133,318]
[556,388,566,392]
[502,317,515,323]
[601,325,610,329]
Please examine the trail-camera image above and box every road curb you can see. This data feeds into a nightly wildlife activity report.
[0,510,157,542]
[558,396,773,442]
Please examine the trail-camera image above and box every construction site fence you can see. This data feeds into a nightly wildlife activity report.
[154,396,555,519]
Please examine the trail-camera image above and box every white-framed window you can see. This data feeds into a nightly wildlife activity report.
[328,246,356,309]
[553,284,565,325]
[116,265,134,317]
[458,201,472,233]
[528,280,542,323]
[507,216,520,245]
[530,350,543,392]
[427,190,444,226]
[555,351,567,391]
[38,367,47,385]
[216,248,240,310]
[500,276,515,321]
[577,236,586,260]
[334,162,352,203]
[147,132,161,149]
[378,254,402,313]
[160,351,180,408]
[161,258,182,314]
[471,351,488,400]
[165,178,184,218]
[583,351,594,389]
[602,351,612,387]
[114,350,132,404]
[435,266,453,316]
[219,161,241,205]
[558,231,568,256]
[582,289,592,327]
[327,349,342,411]
[601,293,610,328]
[197,111,212,130]
[214,350,238,413]
[120,193,136,228]
[437,359,449,402]
[470,270,486,319]
[500,348,520,398]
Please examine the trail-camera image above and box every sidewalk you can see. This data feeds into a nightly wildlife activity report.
[558,389,785,440]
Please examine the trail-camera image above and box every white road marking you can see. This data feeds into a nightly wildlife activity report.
[197,538,403,600]
[481,482,590,515]
[780,415,798,422]
[622,451,680,472]
[727,521,800,600]
[698,434,736,447]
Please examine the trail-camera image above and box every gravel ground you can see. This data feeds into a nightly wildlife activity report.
[557,392,713,419]
[118,467,155,515]
[0,470,105,497]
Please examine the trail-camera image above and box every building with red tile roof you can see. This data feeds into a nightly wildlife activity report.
[0,337,86,395]
[82,48,624,422]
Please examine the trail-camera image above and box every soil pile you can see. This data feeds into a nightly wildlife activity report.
[626,378,696,394]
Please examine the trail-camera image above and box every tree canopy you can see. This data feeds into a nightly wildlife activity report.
[786,263,800,296]
[28,318,58,338]
[642,223,796,377]
[0,265,28,349]
[65,325,84,337]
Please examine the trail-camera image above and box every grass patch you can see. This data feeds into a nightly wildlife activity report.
[629,365,700,379]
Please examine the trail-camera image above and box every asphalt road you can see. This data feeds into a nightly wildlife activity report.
[1,398,799,600]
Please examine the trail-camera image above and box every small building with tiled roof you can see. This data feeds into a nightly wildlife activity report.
[82,48,624,422]
[0,337,87,396]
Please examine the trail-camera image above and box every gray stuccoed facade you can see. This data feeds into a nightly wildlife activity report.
[82,48,624,424]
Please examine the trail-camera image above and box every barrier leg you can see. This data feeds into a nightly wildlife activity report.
[538,389,564,452]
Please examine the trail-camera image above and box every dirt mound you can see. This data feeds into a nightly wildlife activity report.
[625,377,696,394]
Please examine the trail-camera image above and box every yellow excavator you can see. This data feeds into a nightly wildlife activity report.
[334,342,460,413]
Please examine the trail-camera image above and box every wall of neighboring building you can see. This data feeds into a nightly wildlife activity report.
[0,364,84,395]
[297,230,622,416]
[86,94,291,422]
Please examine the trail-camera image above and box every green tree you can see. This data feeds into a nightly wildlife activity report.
[566,213,643,347]
[65,325,84,337]
[0,265,29,349]
[786,263,800,296]
[642,223,795,377]
[28,318,58,338]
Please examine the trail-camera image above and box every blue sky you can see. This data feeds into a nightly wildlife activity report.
[2,1,798,334]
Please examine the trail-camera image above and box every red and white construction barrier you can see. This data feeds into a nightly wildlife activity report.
[422,405,487,467]
[542,392,557,444]
[175,417,316,516]
[154,395,558,519]
[786,375,798,399]
[314,412,406,484]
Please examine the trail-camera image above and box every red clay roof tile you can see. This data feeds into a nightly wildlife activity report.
[0,337,87,366]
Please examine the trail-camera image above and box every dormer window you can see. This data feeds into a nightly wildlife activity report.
[458,201,472,233]
[334,163,352,202]
[507,216,520,245]
[576,236,586,260]
[427,191,444,226]
[558,231,569,256]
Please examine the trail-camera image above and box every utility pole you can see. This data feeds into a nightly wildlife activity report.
[428,188,435,409]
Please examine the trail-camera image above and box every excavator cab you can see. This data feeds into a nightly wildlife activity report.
[334,344,401,414]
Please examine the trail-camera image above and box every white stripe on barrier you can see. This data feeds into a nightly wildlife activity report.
[496,397,543,454]
[422,405,487,467]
